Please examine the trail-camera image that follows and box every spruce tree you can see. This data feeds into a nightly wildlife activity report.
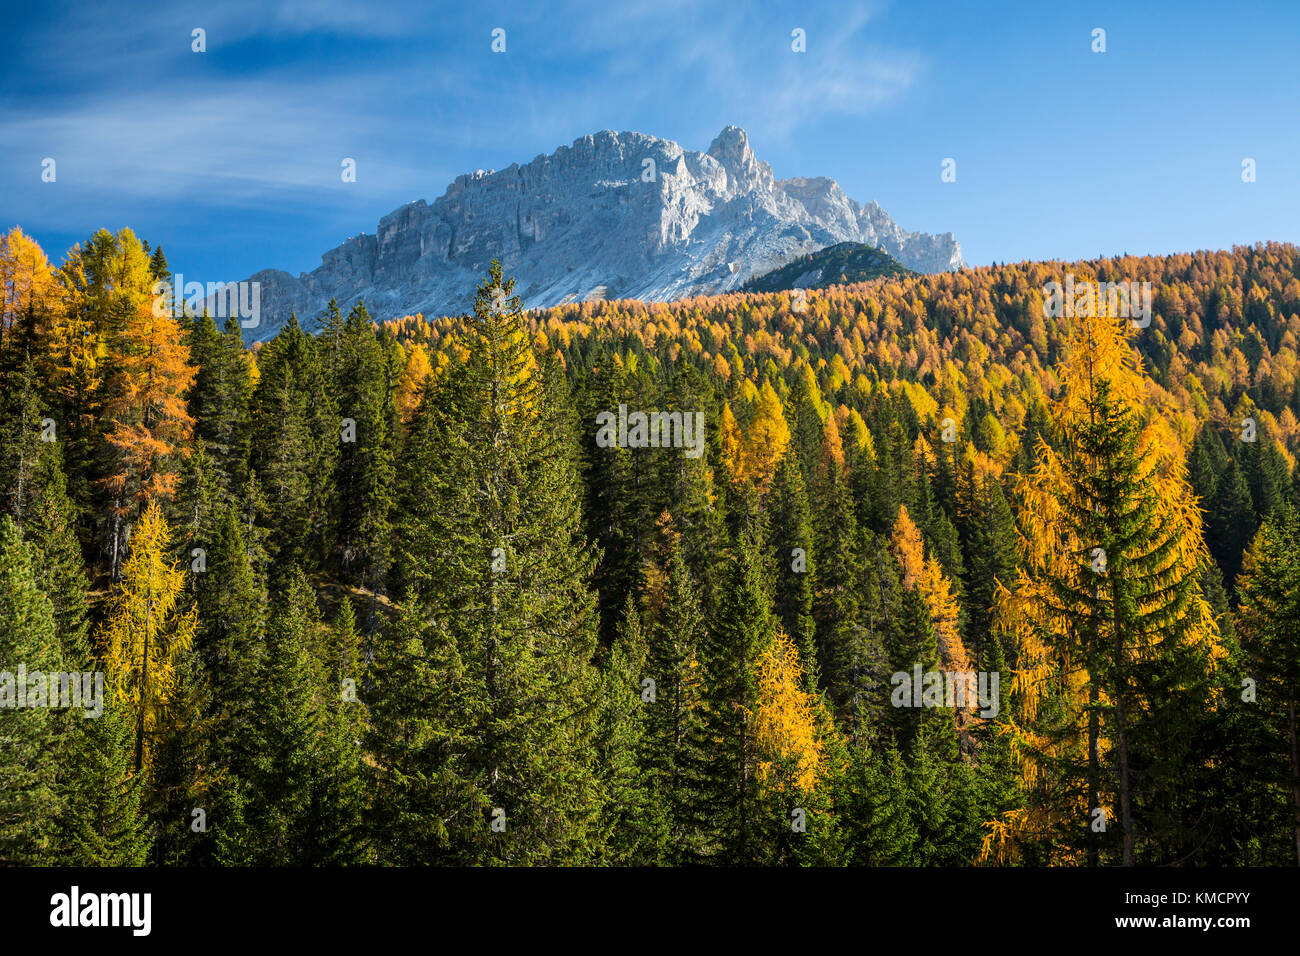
[697,530,776,863]
[640,542,709,863]
[0,517,63,863]
[767,452,817,681]
[593,596,659,863]
[56,683,151,866]
[1236,506,1300,863]
[989,303,1225,865]
[379,262,603,864]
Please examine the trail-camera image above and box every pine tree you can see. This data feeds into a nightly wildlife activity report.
[55,682,150,866]
[958,467,1018,673]
[333,303,396,595]
[640,542,709,862]
[186,313,252,499]
[1236,506,1300,863]
[103,501,199,774]
[215,571,319,864]
[378,262,603,864]
[986,299,1225,866]
[0,357,54,523]
[248,314,339,574]
[1208,457,1255,594]
[697,531,778,863]
[147,642,215,865]
[593,596,660,863]
[194,502,266,765]
[25,452,91,667]
[216,570,366,864]
[812,455,866,720]
[767,452,817,681]
[0,517,63,863]
[842,742,916,865]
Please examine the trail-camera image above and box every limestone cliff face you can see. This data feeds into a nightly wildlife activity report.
[239,126,963,340]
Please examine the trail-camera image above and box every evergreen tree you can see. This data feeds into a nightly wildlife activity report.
[55,683,151,866]
[697,532,776,863]
[0,517,63,863]
[1208,457,1255,594]
[378,262,603,864]
[217,570,366,865]
[767,452,817,681]
[640,542,709,862]
[186,314,252,499]
[1236,506,1300,863]
[333,302,396,597]
[248,315,339,575]
[593,596,659,863]
[988,302,1225,866]
[811,433,866,719]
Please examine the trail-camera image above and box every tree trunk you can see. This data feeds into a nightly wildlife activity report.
[1088,675,1100,867]
[136,594,154,773]
[1114,627,1134,866]
[1289,693,1300,866]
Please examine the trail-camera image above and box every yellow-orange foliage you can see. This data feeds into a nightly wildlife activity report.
[818,406,845,476]
[980,295,1225,864]
[719,381,792,492]
[395,342,433,422]
[104,502,198,772]
[753,630,825,793]
[745,380,792,489]
[891,504,971,673]
[0,226,58,330]
[101,296,196,509]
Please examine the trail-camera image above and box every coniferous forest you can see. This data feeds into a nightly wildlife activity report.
[3,226,1300,868]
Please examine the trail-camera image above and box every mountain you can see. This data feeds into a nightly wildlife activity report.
[235,126,963,340]
[742,242,915,293]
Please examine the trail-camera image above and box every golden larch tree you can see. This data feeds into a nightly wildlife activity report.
[981,289,1224,866]
[103,501,198,773]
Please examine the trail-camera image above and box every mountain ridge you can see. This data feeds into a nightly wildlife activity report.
[235,126,963,340]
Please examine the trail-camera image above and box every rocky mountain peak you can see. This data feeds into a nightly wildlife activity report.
[707,125,772,196]
[231,126,964,341]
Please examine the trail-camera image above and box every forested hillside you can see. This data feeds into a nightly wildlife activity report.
[742,242,915,292]
[3,225,1299,866]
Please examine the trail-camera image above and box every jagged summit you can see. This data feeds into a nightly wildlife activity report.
[237,126,963,340]
[707,125,773,196]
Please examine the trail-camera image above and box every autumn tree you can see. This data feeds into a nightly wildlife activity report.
[103,501,199,773]
[0,226,58,346]
[94,234,196,578]
[985,299,1225,866]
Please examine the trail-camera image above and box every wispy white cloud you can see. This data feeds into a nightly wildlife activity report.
[1,79,435,205]
[0,0,922,235]
[545,0,921,141]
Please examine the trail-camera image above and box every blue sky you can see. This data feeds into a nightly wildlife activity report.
[3,0,1298,285]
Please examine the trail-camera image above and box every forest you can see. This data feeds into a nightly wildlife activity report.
[2,225,1299,866]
